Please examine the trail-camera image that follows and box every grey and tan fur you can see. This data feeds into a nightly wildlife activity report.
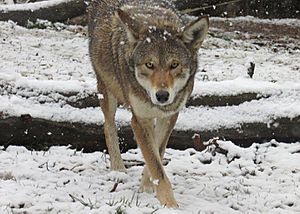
[88,0,209,208]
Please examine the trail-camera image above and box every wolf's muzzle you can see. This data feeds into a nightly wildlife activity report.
[156,90,170,104]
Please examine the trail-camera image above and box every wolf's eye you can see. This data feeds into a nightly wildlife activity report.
[170,62,179,69]
[145,62,154,69]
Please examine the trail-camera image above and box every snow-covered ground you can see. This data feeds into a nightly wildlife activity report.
[1,141,300,213]
[0,18,300,213]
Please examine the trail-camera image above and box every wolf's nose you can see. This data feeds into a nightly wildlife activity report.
[156,90,169,104]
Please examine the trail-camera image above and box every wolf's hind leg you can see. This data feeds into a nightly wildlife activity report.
[100,88,125,171]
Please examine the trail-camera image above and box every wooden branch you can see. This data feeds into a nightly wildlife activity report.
[0,0,87,26]
[179,0,242,15]
[0,114,299,152]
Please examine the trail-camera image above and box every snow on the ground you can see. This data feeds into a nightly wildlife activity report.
[0,21,299,130]
[0,141,299,213]
[197,33,300,82]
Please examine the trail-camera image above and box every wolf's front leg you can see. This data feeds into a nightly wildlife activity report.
[139,113,179,193]
[100,89,125,171]
[131,115,178,208]
[139,166,155,193]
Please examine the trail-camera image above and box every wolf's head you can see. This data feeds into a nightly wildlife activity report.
[117,9,209,106]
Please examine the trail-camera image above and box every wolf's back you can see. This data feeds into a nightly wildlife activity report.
[88,0,178,37]
[88,0,119,36]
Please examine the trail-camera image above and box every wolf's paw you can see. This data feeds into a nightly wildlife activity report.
[156,191,178,208]
[138,180,154,193]
[110,161,126,172]
[159,196,178,208]
[156,181,178,208]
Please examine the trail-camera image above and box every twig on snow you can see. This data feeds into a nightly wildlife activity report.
[110,182,119,193]
[180,0,242,14]
[69,194,94,209]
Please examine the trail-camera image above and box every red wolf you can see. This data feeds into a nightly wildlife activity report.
[88,0,209,207]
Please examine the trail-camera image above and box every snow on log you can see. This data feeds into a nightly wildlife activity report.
[0,87,268,109]
[0,0,87,26]
[0,80,272,109]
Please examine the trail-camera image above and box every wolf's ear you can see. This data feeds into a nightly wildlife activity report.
[182,16,209,50]
[116,9,143,43]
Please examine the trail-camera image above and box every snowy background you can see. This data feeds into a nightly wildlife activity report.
[0,16,300,213]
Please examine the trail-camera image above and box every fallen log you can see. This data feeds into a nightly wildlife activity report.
[211,18,300,40]
[0,0,87,26]
[188,92,267,107]
[174,0,300,18]
[44,92,270,108]
[0,83,269,108]
[0,114,299,152]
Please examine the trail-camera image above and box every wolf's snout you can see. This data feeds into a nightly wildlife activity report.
[156,90,169,104]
